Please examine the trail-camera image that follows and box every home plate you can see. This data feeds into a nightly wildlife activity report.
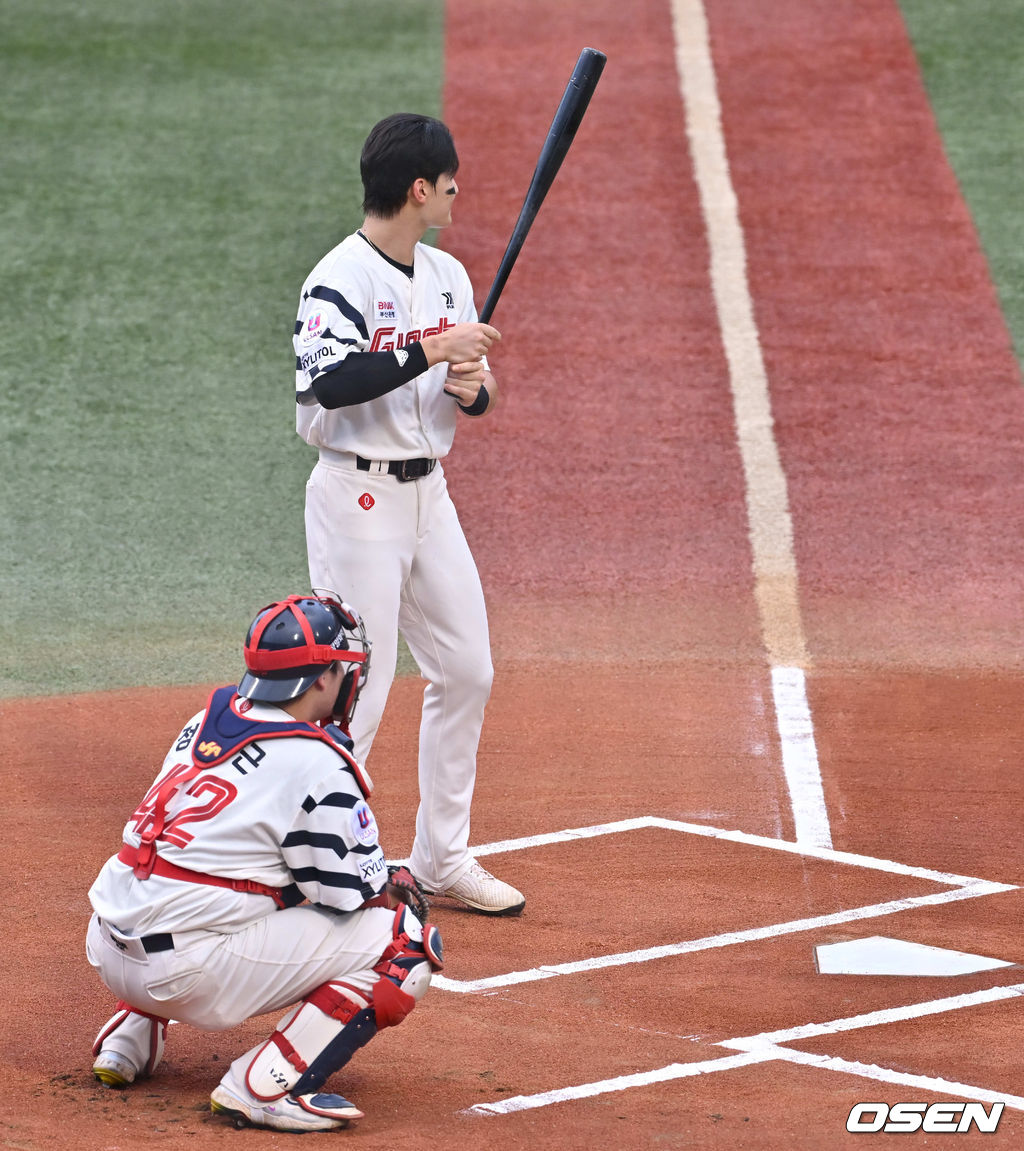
[815,936,1015,976]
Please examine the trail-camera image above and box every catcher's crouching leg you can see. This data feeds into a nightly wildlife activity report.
[211,907,443,1133]
[92,1001,169,1088]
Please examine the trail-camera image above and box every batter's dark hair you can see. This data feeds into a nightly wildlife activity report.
[360,113,459,218]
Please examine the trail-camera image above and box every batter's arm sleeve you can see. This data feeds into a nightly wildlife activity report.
[308,343,429,409]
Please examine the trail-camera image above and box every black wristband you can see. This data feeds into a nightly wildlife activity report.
[457,383,490,417]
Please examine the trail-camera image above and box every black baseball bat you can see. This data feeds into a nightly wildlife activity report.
[478,47,607,325]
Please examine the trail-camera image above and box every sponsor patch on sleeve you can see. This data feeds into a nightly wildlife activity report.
[357,847,388,884]
[302,311,325,344]
[351,800,379,846]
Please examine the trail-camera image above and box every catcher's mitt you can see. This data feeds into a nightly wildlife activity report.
[385,865,430,923]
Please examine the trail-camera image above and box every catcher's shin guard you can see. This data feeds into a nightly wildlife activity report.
[242,983,377,1102]
[92,1000,169,1083]
[295,910,444,1092]
[239,912,444,1101]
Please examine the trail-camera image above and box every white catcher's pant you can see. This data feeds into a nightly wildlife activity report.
[86,905,395,1031]
[305,454,493,890]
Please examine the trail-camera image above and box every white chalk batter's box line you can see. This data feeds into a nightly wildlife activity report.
[434,816,1016,995]
[466,981,1024,1118]
[436,817,1022,1117]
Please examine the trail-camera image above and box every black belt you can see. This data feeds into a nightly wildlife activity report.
[101,918,175,954]
[356,455,436,483]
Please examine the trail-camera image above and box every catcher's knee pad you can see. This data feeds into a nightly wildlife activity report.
[243,983,376,1103]
[371,906,444,1029]
[92,1000,169,1078]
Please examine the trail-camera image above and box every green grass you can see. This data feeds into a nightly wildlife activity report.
[899,0,1024,369]
[3,1,1021,697]
[0,0,443,695]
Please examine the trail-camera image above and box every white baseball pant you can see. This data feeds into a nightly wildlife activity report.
[304,452,493,890]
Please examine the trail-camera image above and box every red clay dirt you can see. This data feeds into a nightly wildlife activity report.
[4,1,1024,1148]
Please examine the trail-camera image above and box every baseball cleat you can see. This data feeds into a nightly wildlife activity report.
[430,861,525,916]
[210,1083,363,1132]
[92,1051,138,1089]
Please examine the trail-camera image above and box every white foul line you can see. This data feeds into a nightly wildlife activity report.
[772,667,832,849]
[673,0,807,670]
[674,0,831,849]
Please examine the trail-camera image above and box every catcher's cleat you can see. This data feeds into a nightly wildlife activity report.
[92,1050,138,1089]
[210,1083,363,1132]
[429,861,525,916]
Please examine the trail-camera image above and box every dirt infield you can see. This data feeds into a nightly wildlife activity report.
[4,0,1024,1148]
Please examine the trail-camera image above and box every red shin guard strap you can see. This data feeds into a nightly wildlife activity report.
[272,1029,308,1074]
[306,982,367,1025]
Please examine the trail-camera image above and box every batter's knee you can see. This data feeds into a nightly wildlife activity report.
[471,656,494,702]
[434,648,493,704]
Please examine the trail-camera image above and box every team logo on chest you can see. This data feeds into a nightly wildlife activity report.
[369,316,453,352]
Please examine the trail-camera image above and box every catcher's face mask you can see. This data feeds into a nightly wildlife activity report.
[317,592,371,732]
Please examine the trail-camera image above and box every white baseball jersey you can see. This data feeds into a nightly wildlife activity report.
[89,688,388,936]
[293,232,480,460]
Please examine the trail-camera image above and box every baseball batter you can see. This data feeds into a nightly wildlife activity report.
[87,593,442,1132]
[294,113,524,915]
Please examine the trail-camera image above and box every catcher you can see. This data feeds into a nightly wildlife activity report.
[86,592,440,1133]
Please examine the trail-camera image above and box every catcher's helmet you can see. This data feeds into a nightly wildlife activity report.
[238,591,371,728]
